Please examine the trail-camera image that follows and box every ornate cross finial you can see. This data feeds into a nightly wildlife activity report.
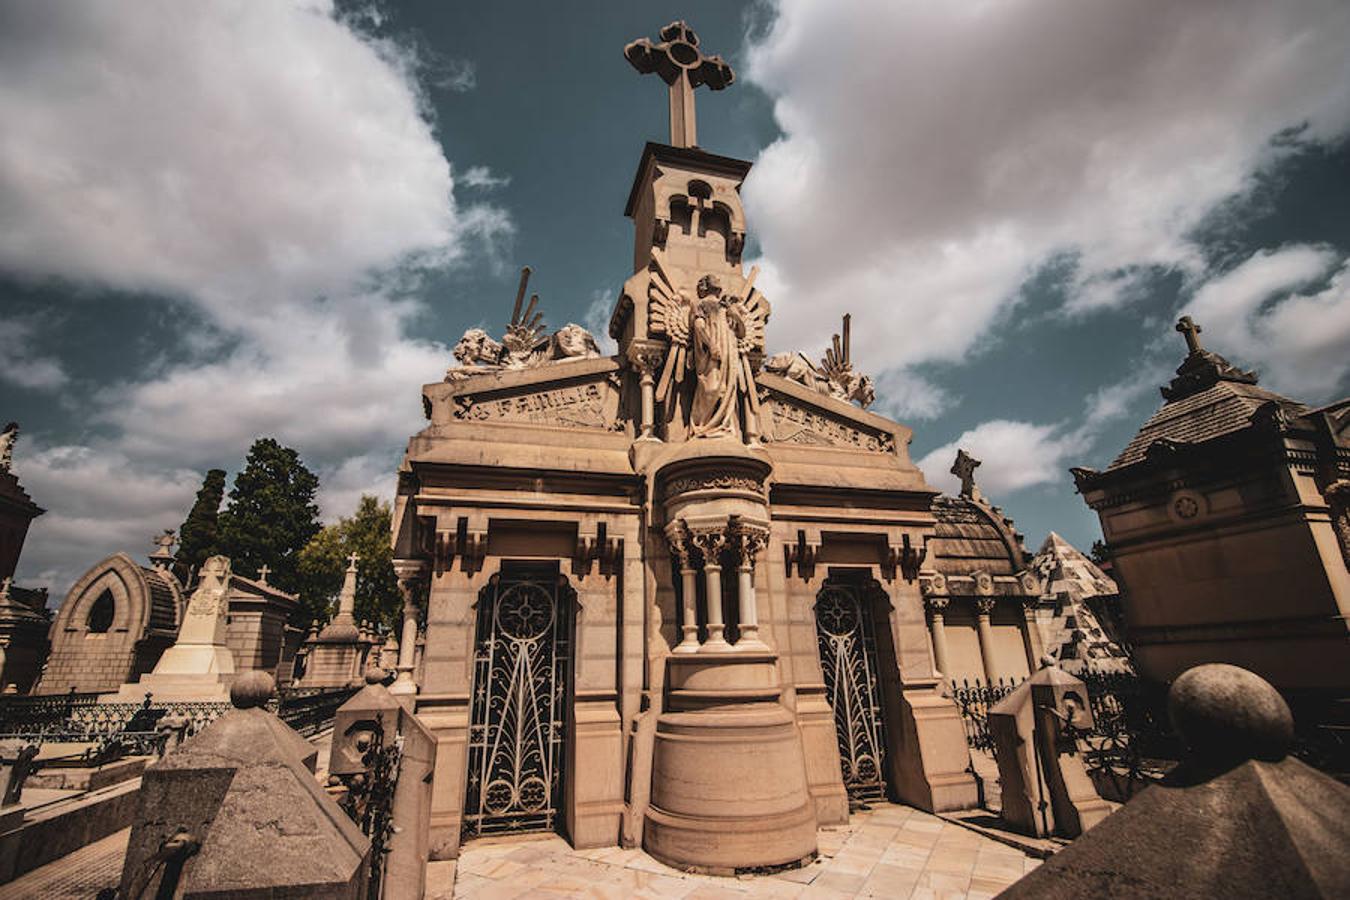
[149,529,176,568]
[257,564,270,584]
[625,20,735,148]
[951,449,983,502]
[1176,316,1203,354]
[345,552,360,571]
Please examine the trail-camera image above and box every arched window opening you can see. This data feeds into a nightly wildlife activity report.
[87,589,115,633]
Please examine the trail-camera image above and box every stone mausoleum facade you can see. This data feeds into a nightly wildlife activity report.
[389,22,978,872]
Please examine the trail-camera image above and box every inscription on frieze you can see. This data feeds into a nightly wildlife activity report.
[453,382,620,431]
[766,397,894,453]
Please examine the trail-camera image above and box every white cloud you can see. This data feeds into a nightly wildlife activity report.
[0,316,68,390]
[460,165,510,190]
[743,0,1350,390]
[0,2,508,597]
[1181,245,1349,399]
[583,290,619,356]
[919,420,1091,499]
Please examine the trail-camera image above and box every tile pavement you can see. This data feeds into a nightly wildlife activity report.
[428,803,1041,899]
[0,826,129,899]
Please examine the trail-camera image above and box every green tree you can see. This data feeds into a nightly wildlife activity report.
[216,438,321,600]
[297,495,400,628]
[173,468,226,582]
[1090,539,1111,566]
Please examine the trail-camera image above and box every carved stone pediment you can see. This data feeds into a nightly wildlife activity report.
[425,358,625,433]
[758,374,898,455]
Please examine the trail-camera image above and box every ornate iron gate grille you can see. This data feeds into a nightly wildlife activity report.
[464,564,573,838]
[815,578,889,802]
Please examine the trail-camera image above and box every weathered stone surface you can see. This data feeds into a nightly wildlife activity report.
[118,687,366,898]
[1000,664,1350,899]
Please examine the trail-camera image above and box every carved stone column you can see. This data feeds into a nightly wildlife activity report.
[731,523,770,651]
[390,560,428,699]
[691,529,730,651]
[666,523,700,653]
[974,595,999,684]
[924,596,951,679]
[1019,595,1045,674]
[627,339,665,442]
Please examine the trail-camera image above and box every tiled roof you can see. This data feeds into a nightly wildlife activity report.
[930,495,1024,576]
[1108,380,1306,471]
[141,566,183,633]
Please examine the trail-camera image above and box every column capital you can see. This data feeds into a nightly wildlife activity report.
[728,520,769,568]
[689,527,727,565]
[975,597,997,617]
[626,338,667,375]
[923,595,950,614]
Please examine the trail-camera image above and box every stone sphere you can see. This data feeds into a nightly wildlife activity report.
[364,667,389,685]
[1168,663,1293,764]
[230,671,277,709]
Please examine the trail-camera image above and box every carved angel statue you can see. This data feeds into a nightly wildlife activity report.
[648,252,769,440]
[0,422,16,473]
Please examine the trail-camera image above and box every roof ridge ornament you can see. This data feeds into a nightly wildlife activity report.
[625,20,735,149]
[1160,316,1258,402]
[951,449,983,504]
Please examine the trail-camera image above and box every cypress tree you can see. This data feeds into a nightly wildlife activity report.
[216,438,321,597]
[173,468,226,583]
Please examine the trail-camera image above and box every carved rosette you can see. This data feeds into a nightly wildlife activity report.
[921,572,947,597]
[973,571,995,596]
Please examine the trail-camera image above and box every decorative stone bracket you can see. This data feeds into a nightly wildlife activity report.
[783,528,821,580]
[883,534,926,582]
[433,518,488,574]
[575,522,623,576]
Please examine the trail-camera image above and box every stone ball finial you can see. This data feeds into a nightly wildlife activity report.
[364,667,388,685]
[1168,663,1293,765]
[230,671,277,709]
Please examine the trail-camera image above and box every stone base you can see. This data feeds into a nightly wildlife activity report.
[643,652,818,874]
[106,672,233,703]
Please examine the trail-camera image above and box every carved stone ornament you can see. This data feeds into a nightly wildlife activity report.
[924,595,950,614]
[765,397,895,453]
[974,571,995,596]
[663,472,764,498]
[975,596,997,617]
[451,381,618,432]
[922,572,948,596]
[689,528,728,564]
[0,421,17,473]
[1169,489,1205,523]
[763,314,875,409]
[647,250,768,441]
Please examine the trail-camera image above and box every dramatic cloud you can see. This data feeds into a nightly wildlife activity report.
[1181,245,1350,399]
[0,315,68,391]
[0,1,508,595]
[744,0,1350,396]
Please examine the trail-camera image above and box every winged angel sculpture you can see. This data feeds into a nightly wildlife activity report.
[648,251,769,440]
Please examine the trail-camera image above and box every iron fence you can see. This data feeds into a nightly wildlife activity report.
[0,685,357,751]
[948,677,1023,752]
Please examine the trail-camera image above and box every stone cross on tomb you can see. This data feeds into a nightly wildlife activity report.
[1176,316,1203,354]
[257,564,270,584]
[951,449,983,503]
[625,20,735,148]
[345,552,360,571]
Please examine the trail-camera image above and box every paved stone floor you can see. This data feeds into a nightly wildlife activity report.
[428,803,1040,899]
[0,825,129,899]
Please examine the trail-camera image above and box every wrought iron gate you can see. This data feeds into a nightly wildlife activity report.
[815,577,889,802]
[463,564,573,837]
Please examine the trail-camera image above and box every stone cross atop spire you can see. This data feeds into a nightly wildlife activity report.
[1176,316,1203,354]
[952,449,983,503]
[345,552,360,571]
[625,20,735,148]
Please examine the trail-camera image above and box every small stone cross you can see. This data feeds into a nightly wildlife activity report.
[951,449,983,502]
[257,564,270,584]
[346,552,360,571]
[625,21,735,148]
[1176,316,1203,354]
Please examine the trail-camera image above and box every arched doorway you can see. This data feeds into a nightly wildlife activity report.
[463,561,575,838]
[815,572,890,802]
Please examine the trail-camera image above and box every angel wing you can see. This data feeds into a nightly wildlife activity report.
[726,265,769,355]
[645,250,693,409]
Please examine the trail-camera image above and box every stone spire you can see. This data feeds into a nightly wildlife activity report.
[334,553,359,624]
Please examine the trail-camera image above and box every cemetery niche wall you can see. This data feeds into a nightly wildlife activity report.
[388,19,978,873]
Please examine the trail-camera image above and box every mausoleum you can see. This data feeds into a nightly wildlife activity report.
[389,20,978,872]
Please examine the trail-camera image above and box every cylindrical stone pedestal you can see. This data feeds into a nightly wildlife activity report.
[644,652,818,874]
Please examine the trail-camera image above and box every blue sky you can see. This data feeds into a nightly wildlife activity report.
[1,0,1348,596]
